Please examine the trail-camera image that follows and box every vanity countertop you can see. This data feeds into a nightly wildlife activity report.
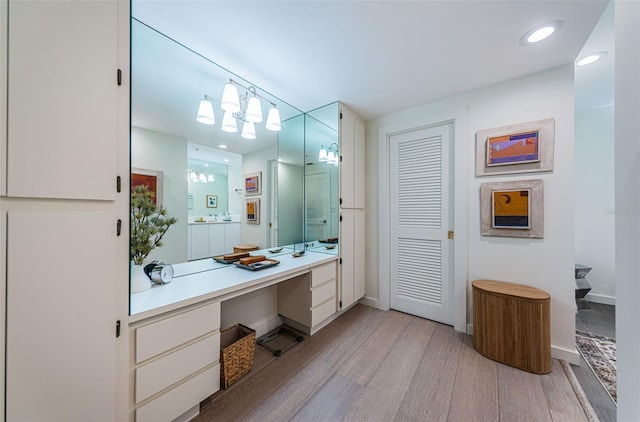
[130,250,338,323]
[188,220,240,225]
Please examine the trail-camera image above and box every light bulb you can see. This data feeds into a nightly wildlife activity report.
[245,96,263,123]
[318,147,328,162]
[221,81,240,112]
[266,106,281,131]
[221,111,238,133]
[196,98,215,125]
[241,121,256,140]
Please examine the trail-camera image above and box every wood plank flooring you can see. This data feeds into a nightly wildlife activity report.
[196,305,590,422]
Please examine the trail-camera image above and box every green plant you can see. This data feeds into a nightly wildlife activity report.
[130,184,177,265]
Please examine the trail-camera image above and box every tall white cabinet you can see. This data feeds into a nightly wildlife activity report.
[339,104,366,310]
[1,1,130,420]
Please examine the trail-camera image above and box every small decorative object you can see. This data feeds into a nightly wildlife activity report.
[130,184,177,292]
[246,198,260,224]
[476,118,554,176]
[480,179,543,238]
[206,194,218,208]
[244,171,261,196]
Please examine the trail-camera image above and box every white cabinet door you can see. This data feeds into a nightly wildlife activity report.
[7,0,118,200]
[224,222,241,253]
[339,105,365,210]
[208,224,225,256]
[339,209,365,310]
[6,210,117,421]
[189,225,209,260]
[0,0,6,196]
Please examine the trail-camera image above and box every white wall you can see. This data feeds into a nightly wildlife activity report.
[242,145,276,248]
[575,106,615,303]
[131,126,188,264]
[366,65,578,359]
[614,0,640,419]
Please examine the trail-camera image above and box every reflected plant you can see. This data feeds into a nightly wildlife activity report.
[131,184,177,265]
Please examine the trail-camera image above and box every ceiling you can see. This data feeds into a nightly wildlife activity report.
[131,0,611,157]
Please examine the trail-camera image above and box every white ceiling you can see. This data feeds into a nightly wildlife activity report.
[131,0,610,157]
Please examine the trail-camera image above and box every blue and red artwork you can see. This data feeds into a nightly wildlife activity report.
[486,130,540,166]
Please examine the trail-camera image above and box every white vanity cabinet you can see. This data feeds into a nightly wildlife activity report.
[189,222,241,260]
[338,104,366,310]
[131,301,221,422]
[277,260,338,334]
[6,0,119,200]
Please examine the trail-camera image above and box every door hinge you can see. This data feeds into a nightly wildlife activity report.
[340,112,343,119]
[117,69,122,86]
[339,300,342,308]
[339,258,343,264]
[448,230,454,240]
[340,155,343,162]
[115,320,121,338]
[116,175,121,193]
[339,198,342,205]
[339,215,343,222]
[117,219,122,237]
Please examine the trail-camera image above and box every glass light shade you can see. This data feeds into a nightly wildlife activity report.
[196,99,215,125]
[334,160,339,166]
[190,171,198,181]
[245,96,263,123]
[221,82,240,112]
[266,106,281,131]
[207,174,214,182]
[221,111,238,133]
[198,173,207,183]
[241,121,256,140]
[327,150,337,164]
[318,147,328,162]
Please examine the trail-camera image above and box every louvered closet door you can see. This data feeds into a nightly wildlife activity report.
[269,160,279,247]
[390,124,452,324]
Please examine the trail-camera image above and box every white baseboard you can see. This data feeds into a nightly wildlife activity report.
[463,324,580,365]
[584,293,616,306]
[552,345,581,365]
[251,314,283,338]
[359,296,386,310]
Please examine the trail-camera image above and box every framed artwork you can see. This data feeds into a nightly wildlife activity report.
[244,172,261,196]
[476,118,554,176]
[131,168,163,206]
[206,194,218,208]
[481,179,543,238]
[246,198,260,224]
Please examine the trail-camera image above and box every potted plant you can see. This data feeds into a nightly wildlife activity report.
[130,184,177,292]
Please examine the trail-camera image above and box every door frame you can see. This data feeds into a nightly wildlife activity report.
[377,109,468,333]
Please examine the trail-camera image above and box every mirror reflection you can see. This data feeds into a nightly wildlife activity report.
[131,18,339,272]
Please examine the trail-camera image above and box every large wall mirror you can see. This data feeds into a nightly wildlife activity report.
[131,19,339,273]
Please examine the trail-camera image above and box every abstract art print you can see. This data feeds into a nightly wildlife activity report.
[481,179,543,238]
[246,198,260,224]
[476,118,554,176]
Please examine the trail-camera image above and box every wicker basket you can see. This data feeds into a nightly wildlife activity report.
[220,323,256,389]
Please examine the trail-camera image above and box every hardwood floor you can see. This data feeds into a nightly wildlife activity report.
[196,305,590,422]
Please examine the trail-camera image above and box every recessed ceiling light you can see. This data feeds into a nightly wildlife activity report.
[520,20,564,45]
[218,144,228,149]
[204,163,209,167]
[576,51,608,66]
[223,158,229,162]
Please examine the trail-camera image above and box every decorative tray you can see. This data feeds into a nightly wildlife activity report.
[213,255,242,264]
[319,237,339,244]
[234,259,280,271]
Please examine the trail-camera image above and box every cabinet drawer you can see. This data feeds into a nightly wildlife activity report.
[136,301,220,363]
[136,333,220,404]
[312,279,336,308]
[135,364,219,422]
[311,261,336,287]
[311,298,336,327]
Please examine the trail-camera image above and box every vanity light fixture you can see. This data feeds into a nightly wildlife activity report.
[188,170,215,183]
[519,20,564,45]
[221,111,238,133]
[266,106,281,131]
[577,51,607,66]
[241,121,256,140]
[196,95,215,125]
[207,174,215,182]
[319,143,339,165]
[197,79,282,140]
